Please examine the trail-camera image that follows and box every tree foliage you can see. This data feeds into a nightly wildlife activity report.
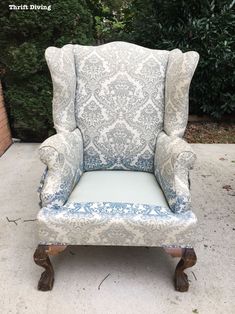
[0,0,94,141]
[0,0,234,141]
[121,0,235,118]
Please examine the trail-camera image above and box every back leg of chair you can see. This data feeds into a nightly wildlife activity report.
[33,244,67,291]
[164,247,197,292]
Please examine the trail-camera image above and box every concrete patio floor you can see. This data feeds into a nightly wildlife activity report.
[0,143,235,314]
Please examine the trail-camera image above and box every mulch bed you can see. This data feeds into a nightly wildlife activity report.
[184,122,235,144]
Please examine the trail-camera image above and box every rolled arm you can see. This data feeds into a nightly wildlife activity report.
[154,132,196,213]
[38,128,83,207]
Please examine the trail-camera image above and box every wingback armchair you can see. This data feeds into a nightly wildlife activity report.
[34,42,199,292]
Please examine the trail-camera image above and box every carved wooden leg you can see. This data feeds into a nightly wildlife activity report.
[164,247,197,292]
[174,248,197,292]
[33,244,67,291]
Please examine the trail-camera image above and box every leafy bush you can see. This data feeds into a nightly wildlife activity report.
[87,0,131,44]
[0,0,94,141]
[0,0,234,141]
[121,0,235,118]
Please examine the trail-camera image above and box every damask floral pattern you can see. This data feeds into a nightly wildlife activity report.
[74,42,169,172]
[45,44,77,133]
[38,41,200,247]
[39,129,83,207]
[164,49,199,137]
[38,202,197,247]
[154,131,196,213]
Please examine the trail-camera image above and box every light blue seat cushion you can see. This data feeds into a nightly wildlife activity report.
[68,171,168,206]
[38,171,197,247]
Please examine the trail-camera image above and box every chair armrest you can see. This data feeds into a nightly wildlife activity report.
[38,128,83,207]
[154,132,196,213]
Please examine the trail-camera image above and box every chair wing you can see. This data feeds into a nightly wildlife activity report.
[164,49,199,137]
[45,45,77,133]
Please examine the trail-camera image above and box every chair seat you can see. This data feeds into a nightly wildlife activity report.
[68,171,169,206]
[38,171,197,247]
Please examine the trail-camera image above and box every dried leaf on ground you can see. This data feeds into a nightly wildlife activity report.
[222,185,232,191]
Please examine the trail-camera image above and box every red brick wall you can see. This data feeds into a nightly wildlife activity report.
[0,81,12,156]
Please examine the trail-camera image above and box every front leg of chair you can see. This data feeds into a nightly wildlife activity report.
[33,244,67,291]
[164,247,197,292]
[175,248,197,292]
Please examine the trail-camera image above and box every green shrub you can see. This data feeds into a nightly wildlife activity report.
[121,0,235,118]
[0,0,94,141]
[0,0,234,142]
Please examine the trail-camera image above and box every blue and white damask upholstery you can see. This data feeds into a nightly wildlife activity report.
[45,45,77,133]
[154,132,196,214]
[38,41,199,248]
[164,49,199,137]
[38,171,197,247]
[39,129,83,207]
[73,43,169,172]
